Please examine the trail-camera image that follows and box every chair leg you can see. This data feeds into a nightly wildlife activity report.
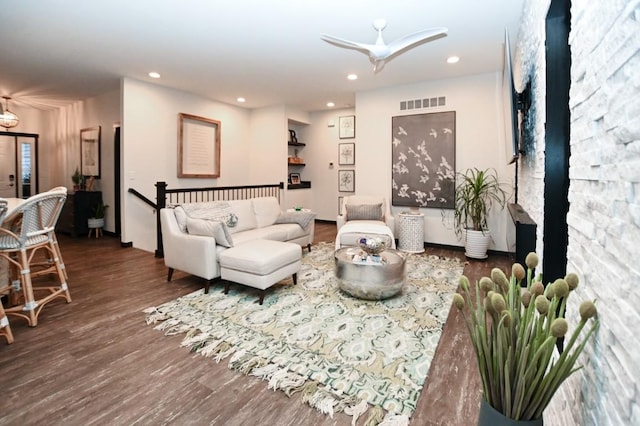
[204,280,211,294]
[167,268,174,282]
[292,273,298,285]
[0,302,14,344]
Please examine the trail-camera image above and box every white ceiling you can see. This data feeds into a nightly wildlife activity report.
[0,0,524,112]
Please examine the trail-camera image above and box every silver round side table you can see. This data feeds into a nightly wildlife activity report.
[398,211,425,253]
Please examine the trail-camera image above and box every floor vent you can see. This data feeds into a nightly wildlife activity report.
[400,96,446,111]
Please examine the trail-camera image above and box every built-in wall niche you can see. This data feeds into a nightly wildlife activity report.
[287,119,310,189]
[0,131,38,199]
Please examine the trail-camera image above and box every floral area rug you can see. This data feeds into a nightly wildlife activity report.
[144,242,463,425]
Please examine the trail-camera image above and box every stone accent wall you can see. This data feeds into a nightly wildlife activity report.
[516,0,550,265]
[517,0,640,425]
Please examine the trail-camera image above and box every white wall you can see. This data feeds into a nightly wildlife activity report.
[2,91,119,220]
[121,78,251,252]
[353,73,515,251]
[307,107,356,221]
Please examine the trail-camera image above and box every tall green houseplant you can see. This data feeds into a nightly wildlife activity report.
[453,167,507,234]
[452,167,507,259]
[452,253,599,422]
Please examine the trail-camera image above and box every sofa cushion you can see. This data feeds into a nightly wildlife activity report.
[186,217,234,247]
[346,203,383,221]
[231,227,288,246]
[173,206,188,233]
[275,211,316,229]
[252,197,281,228]
[227,200,258,234]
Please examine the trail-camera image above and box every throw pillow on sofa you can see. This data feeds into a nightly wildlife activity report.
[186,217,234,247]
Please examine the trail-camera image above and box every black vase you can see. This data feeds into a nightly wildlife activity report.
[478,399,543,426]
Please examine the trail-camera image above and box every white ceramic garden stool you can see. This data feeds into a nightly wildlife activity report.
[218,240,302,305]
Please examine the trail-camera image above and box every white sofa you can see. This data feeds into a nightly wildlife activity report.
[159,197,314,292]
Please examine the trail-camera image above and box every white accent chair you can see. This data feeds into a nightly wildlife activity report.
[335,195,396,250]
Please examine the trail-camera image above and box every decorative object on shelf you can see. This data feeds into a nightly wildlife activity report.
[288,129,298,144]
[0,96,19,129]
[358,237,386,255]
[80,126,101,178]
[453,253,599,424]
[451,167,507,259]
[391,111,456,209]
[71,167,82,192]
[178,113,221,178]
[338,142,355,165]
[338,115,355,139]
[289,173,301,185]
[338,169,355,192]
[321,19,447,73]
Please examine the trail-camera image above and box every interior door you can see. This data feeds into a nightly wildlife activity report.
[0,132,39,199]
[0,135,17,198]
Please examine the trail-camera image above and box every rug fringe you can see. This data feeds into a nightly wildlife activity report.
[364,405,385,426]
[378,413,410,426]
[344,398,369,426]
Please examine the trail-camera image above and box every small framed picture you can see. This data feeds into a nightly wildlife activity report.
[338,170,355,192]
[289,173,301,185]
[339,115,355,139]
[338,143,355,165]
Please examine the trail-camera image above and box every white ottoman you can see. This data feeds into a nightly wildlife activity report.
[218,240,302,304]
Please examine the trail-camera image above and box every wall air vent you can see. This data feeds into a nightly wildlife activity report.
[400,96,446,111]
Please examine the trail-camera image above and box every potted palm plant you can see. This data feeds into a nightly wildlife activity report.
[88,201,108,230]
[452,253,599,424]
[452,167,508,259]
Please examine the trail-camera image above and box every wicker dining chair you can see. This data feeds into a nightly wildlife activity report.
[0,199,15,343]
[0,191,71,327]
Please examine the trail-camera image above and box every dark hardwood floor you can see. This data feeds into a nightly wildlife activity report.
[0,222,511,425]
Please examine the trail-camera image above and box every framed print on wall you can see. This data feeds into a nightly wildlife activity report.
[339,115,355,139]
[178,113,221,178]
[338,169,355,192]
[391,111,456,209]
[80,126,101,178]
[289,173,301,184]
[338,143,355,165]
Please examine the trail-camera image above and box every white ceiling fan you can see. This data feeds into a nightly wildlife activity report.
[321,19,448,73]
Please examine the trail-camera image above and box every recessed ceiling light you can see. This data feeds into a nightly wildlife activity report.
[326,102,335,107]
[446,56,460,64]
[237,97,246,103]
[347,74,358,80]
[148,71,161,78]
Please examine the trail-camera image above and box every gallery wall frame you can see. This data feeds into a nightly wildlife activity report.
[338,169,355,192]
[339,115,355,139]
[391,111,456,209]
[80,126,101,178]
[289,173,301,184]
[338,142,355,165]
[178,113,221,178]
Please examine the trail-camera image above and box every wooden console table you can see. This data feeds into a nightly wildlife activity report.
[56,191,103,237]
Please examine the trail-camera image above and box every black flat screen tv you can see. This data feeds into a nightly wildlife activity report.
[502,29,520,165]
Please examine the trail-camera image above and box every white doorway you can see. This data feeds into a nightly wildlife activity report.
[0,132,39,198]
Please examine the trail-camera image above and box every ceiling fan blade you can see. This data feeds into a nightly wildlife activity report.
[320,33,374,53]
[386,27,448,55]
